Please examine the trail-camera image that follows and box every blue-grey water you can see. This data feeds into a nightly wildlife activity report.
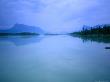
[0,35,110,82]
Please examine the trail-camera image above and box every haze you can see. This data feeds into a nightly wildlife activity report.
[0,0,110,33]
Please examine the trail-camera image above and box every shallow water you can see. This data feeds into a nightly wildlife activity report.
[0,35,110,82]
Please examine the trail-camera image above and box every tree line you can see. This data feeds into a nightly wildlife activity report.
[73,24,110,35]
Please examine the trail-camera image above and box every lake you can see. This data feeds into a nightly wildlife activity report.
[0,35,110,82]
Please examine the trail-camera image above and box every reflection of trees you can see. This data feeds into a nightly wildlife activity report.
[70,24,110,43]
[72,35,110,43]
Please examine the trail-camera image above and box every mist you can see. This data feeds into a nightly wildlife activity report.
[0,0,110,33]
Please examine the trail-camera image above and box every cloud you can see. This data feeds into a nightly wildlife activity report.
[0,0,110,33]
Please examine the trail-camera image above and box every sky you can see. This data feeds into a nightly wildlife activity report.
[0,0,110,33]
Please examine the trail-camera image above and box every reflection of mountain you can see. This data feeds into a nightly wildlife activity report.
[0,35,43,46]
[0,24,44,34]
[71,35,110,43]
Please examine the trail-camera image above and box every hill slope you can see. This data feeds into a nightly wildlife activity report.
[0,24,44,34]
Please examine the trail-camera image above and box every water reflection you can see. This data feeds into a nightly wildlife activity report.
[71,35,110,43]
[0,35,110,46]
[0,35,110,82]
[0,35,44,46]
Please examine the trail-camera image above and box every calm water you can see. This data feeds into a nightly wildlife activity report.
[0,35,110,82]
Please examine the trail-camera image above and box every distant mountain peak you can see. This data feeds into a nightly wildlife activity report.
[0,24,45,34]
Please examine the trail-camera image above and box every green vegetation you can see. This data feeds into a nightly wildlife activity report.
[70,24,110,44]
[71,24,110,35]
[0,32,38,36]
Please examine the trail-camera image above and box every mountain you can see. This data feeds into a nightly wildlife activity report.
[0,24,44,34]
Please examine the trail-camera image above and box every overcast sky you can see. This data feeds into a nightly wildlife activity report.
[0,0,110,33]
